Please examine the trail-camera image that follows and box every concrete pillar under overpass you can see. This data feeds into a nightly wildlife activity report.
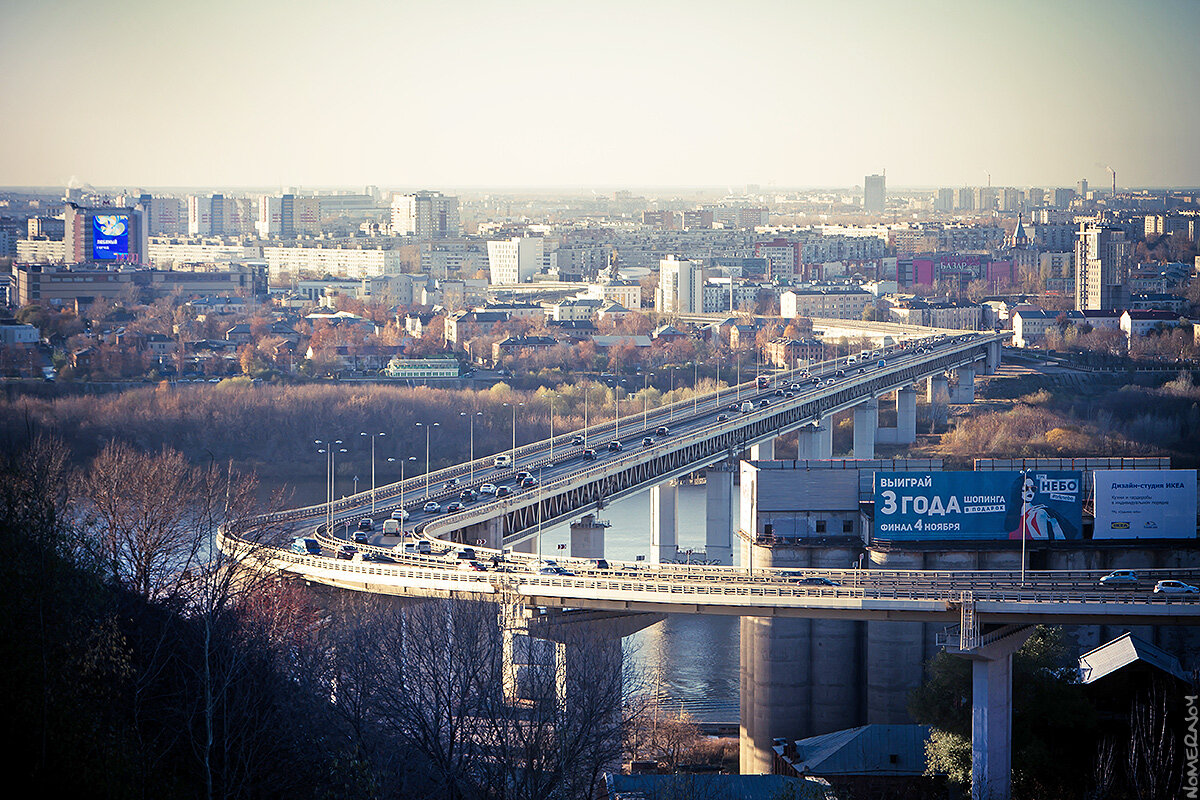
[464,516,504,550]
[705,465,734,565]
[927,373,950,421]
[649,482,678,564]
[796,419,832,460]
[569,514,606,560]
[950,365,976,404]
[511,536,535,555]
[852,399,878,459]
[960,627,1034,800]
[985,340,1001,375]
[749,437,774,461]
[878,387,918,446]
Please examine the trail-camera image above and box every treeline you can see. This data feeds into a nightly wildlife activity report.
[941,373,1200,466]
[0,435,690,798]
[0,379,723,478]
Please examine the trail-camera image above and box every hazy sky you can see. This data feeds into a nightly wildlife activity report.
[2,0,1198,190]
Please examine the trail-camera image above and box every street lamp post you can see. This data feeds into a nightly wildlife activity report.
[460,411,482,484]
[583,385,589,447]
[315,439,346,533]
[388,455,417,534]
[548,392,557,459]
[416,422,440,498]
[503,402,524,469]
[643,372,654,431]
[360,430,386,514]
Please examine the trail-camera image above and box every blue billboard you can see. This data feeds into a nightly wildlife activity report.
[92,214,130,260]
[873,471,1082,541]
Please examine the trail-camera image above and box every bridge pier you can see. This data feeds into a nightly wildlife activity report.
[464,516,504,550]
[705,464,734,565]
[649,482,678,564]
[984,340,1001,375]
[749,437,775,461]
[877,386,917,445]
[927,373,950,422]
[570,514,606,560]
[852,399,878,459]
[948,365,976,403]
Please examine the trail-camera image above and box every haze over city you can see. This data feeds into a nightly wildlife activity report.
[2,0,1199,189]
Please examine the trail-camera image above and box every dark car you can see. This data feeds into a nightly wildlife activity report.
[361,552,396,564]
[353,531,369,545]
[758,399,770,408]
[520,476,538,488]
[336,545,358,560]
[495,485,512,497]
[444,501,464,513]
[459,489,478,502]
[582,448,598,460]
[729,402,740,411]
[835,369,845,377]
[608,441,623,452]
[357,518,374,532]
[571,434,585,445]
[716,413,728,421]
[793,576,838,587]
[641,437,654,448]
[515,470,532,482]
[655,426,670,436]
[443,478,459,489]
[774,389,785,396]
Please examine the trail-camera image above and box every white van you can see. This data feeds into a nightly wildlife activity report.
[493,454,512,468]
[382,518,401,535]
[740,401,754,414]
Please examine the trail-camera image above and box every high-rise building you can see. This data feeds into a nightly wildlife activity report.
[933,188,955,212]
[1027,188,1045,208]
[137,194,184,235]
[391,191,460,238]
[956,187,975,211]
[1075,223,1130,310]
[63,202,148,264]
[1052,188,1074,209]
[487,237,543,284]
[187,194,253,236]
[255,194,323,238]
[863,174,886,213]
[1077,179,1089,200]
[1000,187,1022,212]
[655,255,704,314]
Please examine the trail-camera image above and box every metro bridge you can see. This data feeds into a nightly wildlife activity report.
[219,329,1196,800]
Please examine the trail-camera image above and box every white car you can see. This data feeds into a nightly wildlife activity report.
[1153,580,1199,594]
[479,483,498,495]
[1099,569,1138,587]
[423,501,441,513]
[390,509,410,521]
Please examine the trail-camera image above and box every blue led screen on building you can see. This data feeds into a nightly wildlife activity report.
[92,215,130,260]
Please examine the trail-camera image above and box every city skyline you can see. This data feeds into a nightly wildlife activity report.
[1,0,1198,189]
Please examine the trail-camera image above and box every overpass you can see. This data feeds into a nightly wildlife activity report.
[218,328,1191,800]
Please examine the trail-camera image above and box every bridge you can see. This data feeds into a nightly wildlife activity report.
[219,329,1197,800]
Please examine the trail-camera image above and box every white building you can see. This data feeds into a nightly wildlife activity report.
[147,238,263,267]
[187,194,254,236]
[655,255,704,314]
[140,196,185,235]
[780,288,874,320]
[487,237,544,285]
[391,191,460,238]
[1075,224,1131,311]
[16,239,66,263]
[262,245,407,281]
[581,279,642,310]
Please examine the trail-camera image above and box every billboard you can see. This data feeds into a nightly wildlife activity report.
[873,471,1083,541]
[1093,469,1197,539]
[92,214,130,260]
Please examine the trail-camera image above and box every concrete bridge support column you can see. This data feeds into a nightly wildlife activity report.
[740,616,812,774]
[927,373,950,421]
[466,516,504,550]
[649,482,678,564]
[705,465,734,565]
[569,514,606,560]
[749,437,775,461]
[896,386,917,444]
[813,417,833,458]
[960,628,1034,800]
[985,340,1001,375]
[853,399,878,459]
[953,365,976,404]
[511,536,536,555]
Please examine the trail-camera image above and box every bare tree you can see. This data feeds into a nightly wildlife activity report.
[1127,681,1181,800]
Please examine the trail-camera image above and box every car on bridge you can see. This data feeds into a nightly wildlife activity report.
[641,437,654,448]
[571,434,585,445]
[390,508,410,520]
[716,414,728,421]
[1153,580,1199,594]
[515,470,532,482]
[582,448,598,460]
[1099,570,1139,587]
[358,552,396,564]
[493,455,512,468]
[520,477,538,488]
[335,544,358,560]
[353,530,369,545]
[291,538,322,556]
[443,478,459,489]
[357,518,374,531]
[496,485,512,497]
[423,501,441,513]
[459,489,478,502]
[480,483,497,495]
[459,560,488,571]
[608,441,623,452]
[445,502,464,513]
[740,402,754,414]
[791,576,839,587]
[758,399,770,408]
[655,426,670,436]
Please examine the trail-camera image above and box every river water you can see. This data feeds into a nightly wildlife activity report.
[285,478,742,722]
